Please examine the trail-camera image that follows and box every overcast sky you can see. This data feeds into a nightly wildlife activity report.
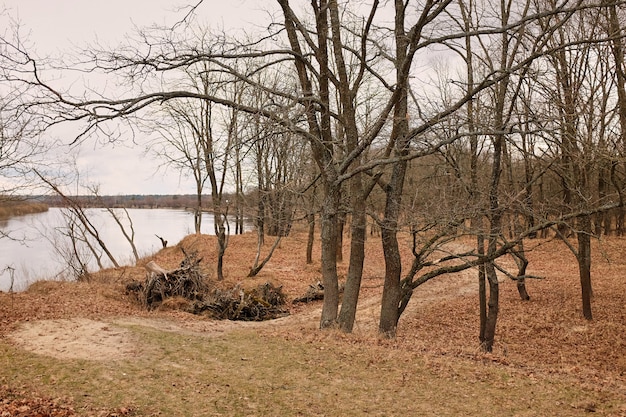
[2,0,266,195]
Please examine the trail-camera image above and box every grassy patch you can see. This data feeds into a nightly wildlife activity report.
[1,323,619,416]
[0,201,48,219]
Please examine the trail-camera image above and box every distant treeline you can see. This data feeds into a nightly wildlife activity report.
[31,194,223,209]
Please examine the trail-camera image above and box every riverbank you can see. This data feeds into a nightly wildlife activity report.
[0,200,48,219]
[0,207,253,292]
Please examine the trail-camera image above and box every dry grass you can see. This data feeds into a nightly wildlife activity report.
[1,325,618,416]
[0,228,625,416]
[0,201,48,219]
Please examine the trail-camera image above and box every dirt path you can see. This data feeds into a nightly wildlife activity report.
[9,318,135,360]
[8,263,479,361]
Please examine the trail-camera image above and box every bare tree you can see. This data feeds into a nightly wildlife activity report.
[0,11,49,204]
[5,0,625,351]
[35,171,120,269]
[604,2,626,235]
[537,2,616,320]
[146,51,240,280]
[90,185,140,263]
[148,99,209,235]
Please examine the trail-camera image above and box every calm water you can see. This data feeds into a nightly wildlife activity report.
[0,208,250,291]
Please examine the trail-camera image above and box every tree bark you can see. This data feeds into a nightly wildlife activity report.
[194,184,202,235]
[214,209,228,281]
[477,234,487,344]
[577,214,593,320]
[378,0,411,338]
[336,211,345,263]
[607,3,626,236]
[338,192,366,332]
[481,262,500,353]
[319,185,340,328]
[248,235,282,277]
[280,0,340,327]
[306,210,315,265]
[324,0,373,333]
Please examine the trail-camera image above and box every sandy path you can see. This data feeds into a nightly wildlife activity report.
[8,280,479,362]
[8,244,485,361]
[9,318,135,360]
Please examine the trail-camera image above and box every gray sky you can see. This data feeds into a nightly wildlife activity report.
[2,0,265,195]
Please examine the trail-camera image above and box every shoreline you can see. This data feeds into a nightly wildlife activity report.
[0,202,49,219]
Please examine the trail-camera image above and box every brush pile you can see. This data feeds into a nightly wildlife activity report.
[136,249,208,309]
[190,282,288,321]
[126,250,288,320]
[292,281,346,304]
[292,281,325,304]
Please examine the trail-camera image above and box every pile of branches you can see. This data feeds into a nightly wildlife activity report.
[190,282,288,321]
[126,250,288,320]
[127,249,209,310]
[292,281,345,304]
[292,281,325,304]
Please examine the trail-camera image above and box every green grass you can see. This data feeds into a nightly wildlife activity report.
[0,324,620,416]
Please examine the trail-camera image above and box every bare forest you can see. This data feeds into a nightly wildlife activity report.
[1,0,626,415]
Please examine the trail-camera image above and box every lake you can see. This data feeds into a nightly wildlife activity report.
[0,208,251,291]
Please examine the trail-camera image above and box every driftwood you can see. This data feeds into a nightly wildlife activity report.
[190,282,288,321]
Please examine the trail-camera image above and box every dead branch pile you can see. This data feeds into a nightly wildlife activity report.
[124,250,288,320]
[292,281,345,304]
[292,281,325,304]
[128,249,209,309]
[190,282,288,321]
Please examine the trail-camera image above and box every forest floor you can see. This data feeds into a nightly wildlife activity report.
[0,227,625,416]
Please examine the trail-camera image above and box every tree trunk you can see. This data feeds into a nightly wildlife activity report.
[481,262,499,352]
[257,192,265,246]
[329,0,370,333]
[336,211,345,263]
[248,235,282,277]
[521,125,537,239]
[378,0,410,338]
[517,278,530,301]
[338,192,366,332]
[482,132,503,352]
[608,3,626,236]
[477,233,487,344]
[378,156,408,337]
[278,0,340,328]
[319,185,340,328]
[481,88,505,351]
[193,189,202,235]
[214,210,228,281]
[611,162,625,237]
[306,210,315,265]
[482,138,503,352]
[235,148,244,235]
[513,244,531,301]
[577,214,593,320]
[379,212,403,337]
